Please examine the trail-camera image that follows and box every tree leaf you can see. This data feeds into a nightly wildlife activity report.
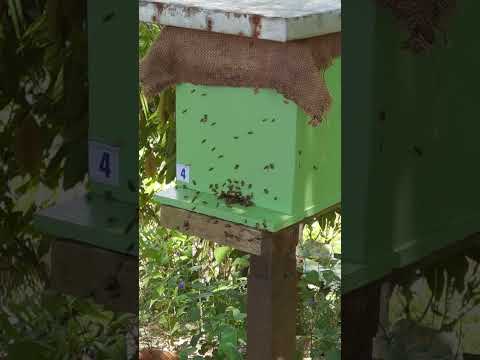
[214,246,232,265]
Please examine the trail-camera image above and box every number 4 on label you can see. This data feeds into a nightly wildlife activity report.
[99,152,111,178]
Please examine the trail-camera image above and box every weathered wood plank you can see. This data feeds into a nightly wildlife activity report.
[50,239,138,314]
[160,205,264,255]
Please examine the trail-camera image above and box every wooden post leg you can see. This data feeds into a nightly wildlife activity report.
[342,281,382,360]
[247,225,301,360]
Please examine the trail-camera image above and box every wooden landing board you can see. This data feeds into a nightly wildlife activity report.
[160,205,264,255]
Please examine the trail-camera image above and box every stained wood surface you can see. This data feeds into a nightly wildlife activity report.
[160,205,264,255]
[247,225,301,360]
[50,239,138,314]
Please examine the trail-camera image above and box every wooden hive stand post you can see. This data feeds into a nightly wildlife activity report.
[247,224,301,360]
[160,205,301,359]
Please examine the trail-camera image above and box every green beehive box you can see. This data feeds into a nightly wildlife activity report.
[33,0,139,255]
[148,0,342,232]
[156,61,340,231]
[342,1,480,293]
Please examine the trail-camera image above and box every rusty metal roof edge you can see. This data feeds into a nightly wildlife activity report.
[140,0,340,20]
[139,0,341,41]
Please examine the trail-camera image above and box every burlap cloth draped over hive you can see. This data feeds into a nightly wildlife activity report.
[140,26,341,126]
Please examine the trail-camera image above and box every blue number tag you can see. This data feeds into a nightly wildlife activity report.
[99,152,111,178]
[89,141,119,186]
[176,164,190,183]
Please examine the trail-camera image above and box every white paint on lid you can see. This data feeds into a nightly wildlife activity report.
[139,0,341,42]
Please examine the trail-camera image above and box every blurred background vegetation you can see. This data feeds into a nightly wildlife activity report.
[1,1,135,358]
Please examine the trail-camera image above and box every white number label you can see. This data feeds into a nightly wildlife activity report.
[89,141,119,186]
[176,164,190,183]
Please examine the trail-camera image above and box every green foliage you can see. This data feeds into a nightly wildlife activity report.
[138,22,176,229]
[2,290,135,359]
[140,225,248,359]
[1,0,88,290]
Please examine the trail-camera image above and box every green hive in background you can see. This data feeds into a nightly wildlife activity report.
[33,0,138,255]
[155,59,341,232]
[342,1,480,293]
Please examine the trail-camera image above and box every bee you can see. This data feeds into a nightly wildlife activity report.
[211,122,217,126]
[201,93,207,96]
[102,12,115,22]
[313,165,318,170]
[274,196,278,200]
[240,180,245,186]
[262,118,268,122]
[248,131,254,135]
[200,115,208,123]
[264,189,269,194]
[218,155,224,159]
[233,136,239,140]
[201,139,207,144]
[202,201,208,205]
[248,184,252,189]
[192,180,197,185]
[211,147,216,152]
[234,164,239,170]
[191,89,196,93]
[182,109,188,114]
[209,167,214,171]
[271,118,276,123]
[298,150,303,155]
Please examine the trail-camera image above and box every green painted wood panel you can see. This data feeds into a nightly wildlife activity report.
[343,1,480,292]
[156,59,340,231]
[33,0,138,254]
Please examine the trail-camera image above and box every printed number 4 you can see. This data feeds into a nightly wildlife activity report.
[99,152,111,178]
[180,167,186,180]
